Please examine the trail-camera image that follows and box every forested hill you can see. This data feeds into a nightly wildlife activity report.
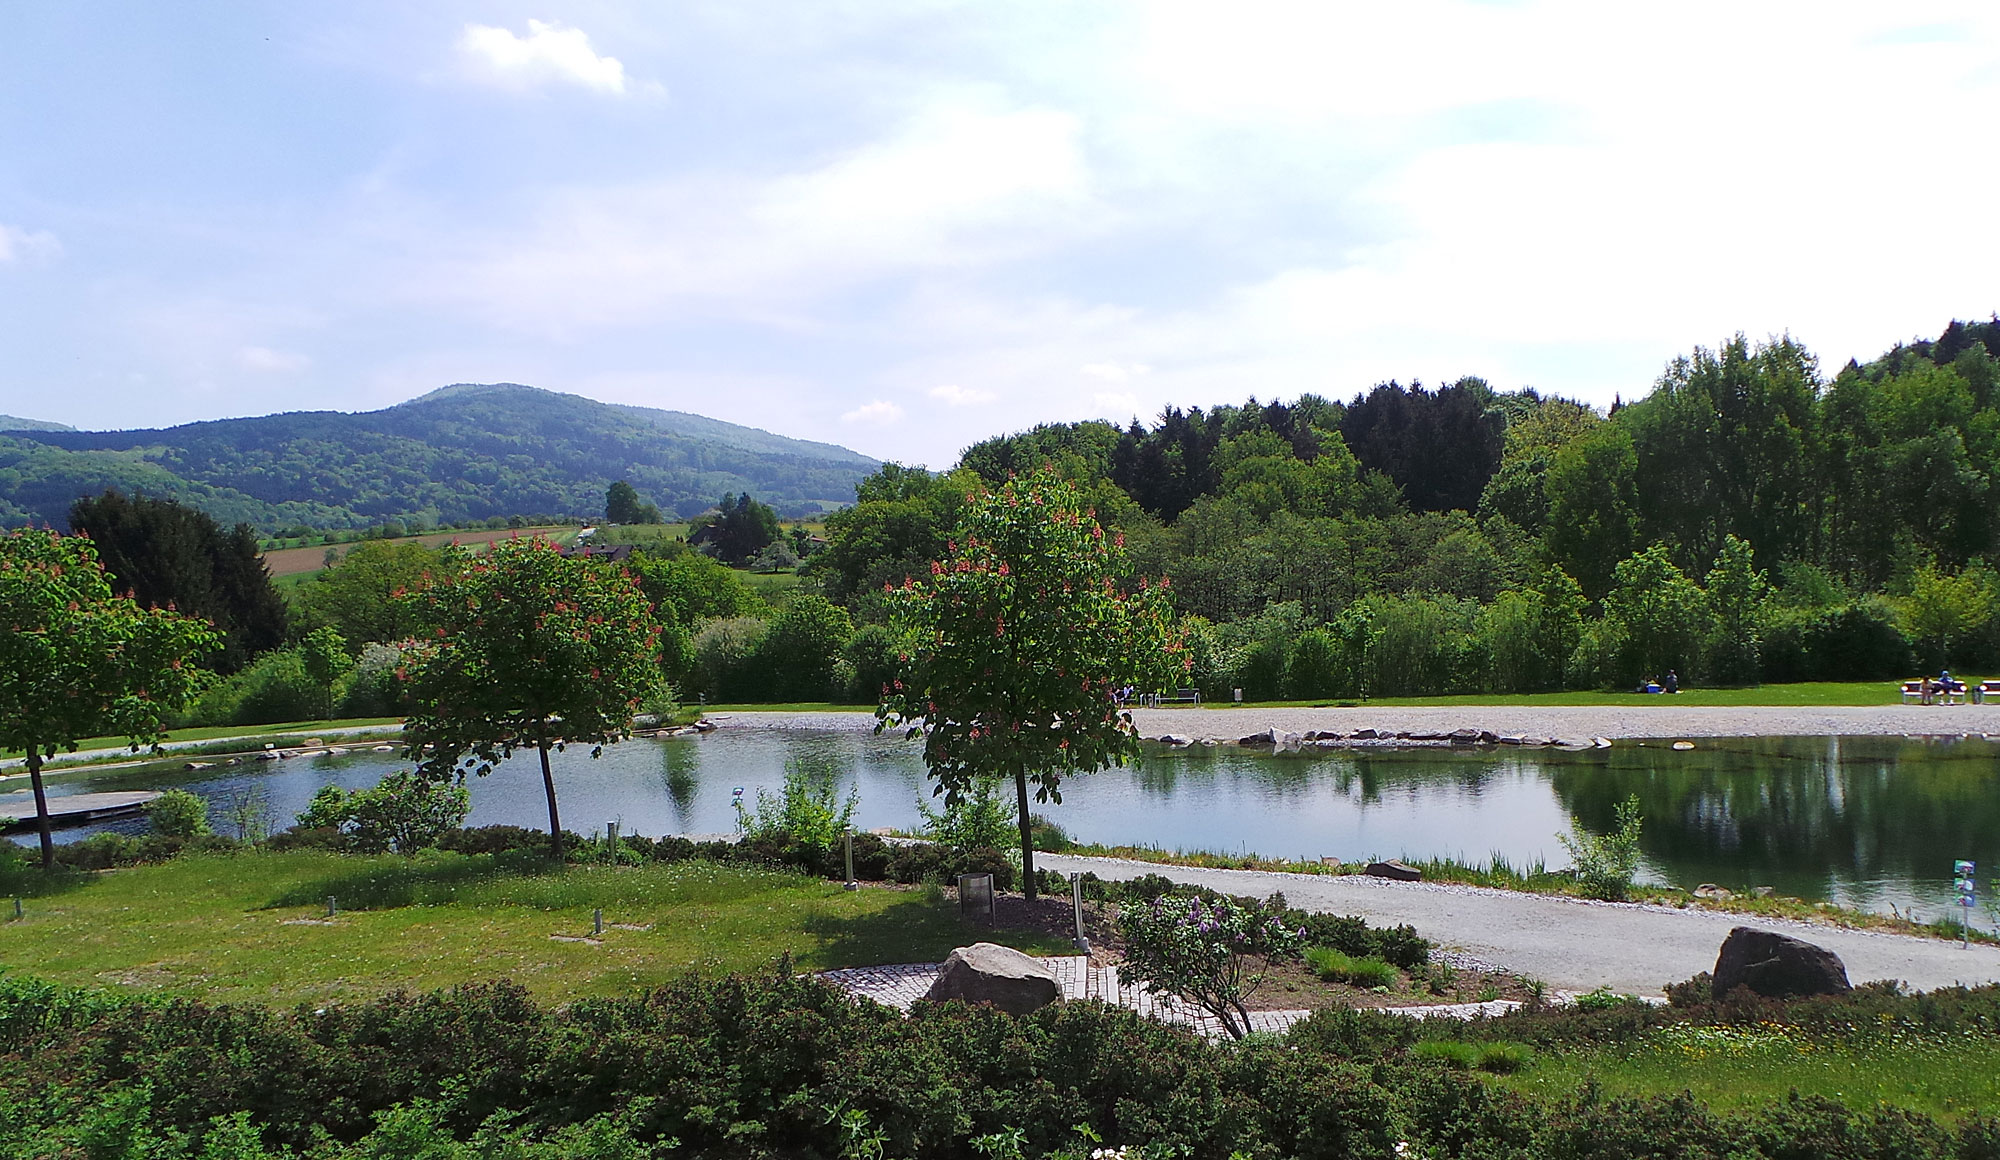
[0,383,879,532]
[0,413,74,432]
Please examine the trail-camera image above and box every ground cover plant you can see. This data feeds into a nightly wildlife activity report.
[6,966,2000,1158]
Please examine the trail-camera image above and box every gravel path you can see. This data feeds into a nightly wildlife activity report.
[711,704,2000,742]
[1038,853,2000,997]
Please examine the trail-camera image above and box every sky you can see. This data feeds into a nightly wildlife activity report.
[2,3,1997,468]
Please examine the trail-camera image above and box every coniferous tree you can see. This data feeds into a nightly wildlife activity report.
[69,490,287,673]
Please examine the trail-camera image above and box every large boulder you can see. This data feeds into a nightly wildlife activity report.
[923,943,1062,1015]
[1365,859,1423,882]
[1711,926,1851,998]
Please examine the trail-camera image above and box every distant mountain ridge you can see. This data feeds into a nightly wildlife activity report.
[0,383,879,532]
[0,413,74,432]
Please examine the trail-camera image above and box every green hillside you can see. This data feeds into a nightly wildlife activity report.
[0,384,878,532]
[0,413,74,432]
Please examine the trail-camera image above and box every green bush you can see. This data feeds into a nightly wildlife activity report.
[145,789,212,838]
[296,773,471,854]
[7,967,2000,1157]
[733,760,858,852]
[1303,946,1399,988]
[1116,892,1306,1040]
[915,778,1013,851]
[1559,793,1645,901]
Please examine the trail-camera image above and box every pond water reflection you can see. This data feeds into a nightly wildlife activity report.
[12,730,1996,928]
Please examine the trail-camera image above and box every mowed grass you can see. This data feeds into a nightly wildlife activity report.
[1496,1022,2000,1121]
[1,719,401,765]
[0,850,1068,1006]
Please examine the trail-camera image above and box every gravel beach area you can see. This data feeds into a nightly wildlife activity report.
[712,704,2000,742]
[1036,853,2000,997]
[711,706,2000,994]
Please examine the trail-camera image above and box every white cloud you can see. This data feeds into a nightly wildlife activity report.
[237,345,308,373]
[1093,391,1141,416]
[840,399,904,425]
[929,384,995,406]
[457,20,629,94]
[405,104,1097,333]
[0,225,62,264]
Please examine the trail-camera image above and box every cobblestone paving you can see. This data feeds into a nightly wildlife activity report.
[817,957,1532,1038]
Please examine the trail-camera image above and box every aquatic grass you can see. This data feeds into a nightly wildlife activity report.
[1414,1038,1535,1073]
[1304,946,1400,988]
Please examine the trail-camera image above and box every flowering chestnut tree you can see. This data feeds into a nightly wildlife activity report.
[878,468,1184,899]
[1117,893,1305,1040]
[397,538,663,859]
[0,528,218,869]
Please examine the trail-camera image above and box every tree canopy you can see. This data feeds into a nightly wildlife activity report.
[879,469,1184,897]
[0,528,218,866]
[396,538,664,858]
[68,489,286,673]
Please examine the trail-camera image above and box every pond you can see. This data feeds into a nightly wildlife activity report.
[10,728,1999,929]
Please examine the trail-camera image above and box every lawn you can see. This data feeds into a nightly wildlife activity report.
[1495,1021,2000,1122]
[1,719,401,765]
[0,850,1068,1006]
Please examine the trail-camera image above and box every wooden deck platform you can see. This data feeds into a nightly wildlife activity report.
[0,790,161,833]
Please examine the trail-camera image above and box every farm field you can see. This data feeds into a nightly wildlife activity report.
[260,525,579,578]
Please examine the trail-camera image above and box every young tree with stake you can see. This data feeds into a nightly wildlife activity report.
[397,538,664,859]
[0,528,217,869]
[879,469,1184,900]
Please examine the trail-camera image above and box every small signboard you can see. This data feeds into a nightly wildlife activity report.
[958,873,995,924]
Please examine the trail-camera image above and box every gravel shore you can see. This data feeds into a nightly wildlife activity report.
[712,704,2000,742]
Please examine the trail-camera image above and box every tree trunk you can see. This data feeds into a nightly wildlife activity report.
[1014,762,1037,902]
[27,745,53,871]
[537,735,564,862]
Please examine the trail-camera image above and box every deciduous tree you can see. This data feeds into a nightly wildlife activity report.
[397,538,663,859]
[879,469,1183,899]
[0,528,217,868]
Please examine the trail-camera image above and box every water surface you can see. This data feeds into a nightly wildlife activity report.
[13,730,1997,929]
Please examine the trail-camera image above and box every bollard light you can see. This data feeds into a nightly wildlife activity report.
[594,907,604,936]
[326,896,337,918]
[844,830,858,891]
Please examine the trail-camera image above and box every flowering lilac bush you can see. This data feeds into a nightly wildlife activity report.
[1116,892,1305,1040]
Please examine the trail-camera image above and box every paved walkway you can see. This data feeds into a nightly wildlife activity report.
[1035,854,2000,998]
[0,724,401,779]
[819,955,1524,1037]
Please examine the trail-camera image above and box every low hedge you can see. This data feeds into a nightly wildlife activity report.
[5,969,2000,1158]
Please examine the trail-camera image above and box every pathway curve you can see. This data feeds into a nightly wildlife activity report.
[1037,854,2000,998]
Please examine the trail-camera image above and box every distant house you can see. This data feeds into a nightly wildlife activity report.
[560,543,635,563]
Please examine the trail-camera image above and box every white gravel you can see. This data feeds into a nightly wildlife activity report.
[1038,853,2000,997]
[709,704,2000,743]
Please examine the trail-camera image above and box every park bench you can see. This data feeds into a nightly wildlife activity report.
[1148,688,1201,706]
[1901,679,1969,705]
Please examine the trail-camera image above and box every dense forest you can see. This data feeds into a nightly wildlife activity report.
[79,319,2000,718]
[0,383,878,531]
[810,319,2000,696]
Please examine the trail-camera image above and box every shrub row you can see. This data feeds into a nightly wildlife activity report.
[1072,870,1431,969]
[5,969,2000,1159]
